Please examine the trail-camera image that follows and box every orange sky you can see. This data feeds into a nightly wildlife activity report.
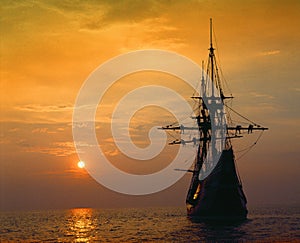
[1,0,300,210]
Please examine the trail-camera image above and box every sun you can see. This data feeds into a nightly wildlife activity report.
[77,161,85,169]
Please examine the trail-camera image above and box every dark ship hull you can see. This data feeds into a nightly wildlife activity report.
[186,148,248,220]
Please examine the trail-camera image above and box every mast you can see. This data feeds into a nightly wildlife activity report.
[201,60,205,97]
[209,18,227,100]
[210,18,213,51]
[209,18,215,94]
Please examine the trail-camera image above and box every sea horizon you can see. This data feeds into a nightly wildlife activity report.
[1,201,300,213]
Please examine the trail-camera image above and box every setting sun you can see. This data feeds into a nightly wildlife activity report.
[77,161,85,169]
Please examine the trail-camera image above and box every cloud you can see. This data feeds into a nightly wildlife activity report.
[36,168,89,179]
[105,148,120,157]
[258,50,280,56]
[22,141,76,157]
[79,0,167,30]
[1,122,75,157]
[16,138,33,148]
[8,128,20,133]
[14,104,73,113]
[32,128,50,133]
[1,0,168,32]
[4,104,74,124]
[117,17,186,52]
[249,92,274,99]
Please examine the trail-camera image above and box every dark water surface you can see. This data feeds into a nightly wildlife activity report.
[0,206,299,242]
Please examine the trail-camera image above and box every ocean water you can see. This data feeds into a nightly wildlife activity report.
[0,206,299,242]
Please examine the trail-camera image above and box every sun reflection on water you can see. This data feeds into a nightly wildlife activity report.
[67,208,97,242]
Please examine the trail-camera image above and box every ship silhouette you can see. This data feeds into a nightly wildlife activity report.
[161,19,268,220]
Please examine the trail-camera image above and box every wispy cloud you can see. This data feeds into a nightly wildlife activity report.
[22,141,76,157]
[32,127,51,134]
[258,50,280,56]
[3,104,74,124]
[249,92,274,99]
[105,148,120,157]
[1,122,75,157]
[79,0,167,30]
[15,104,73,113]
[36,168,89,178]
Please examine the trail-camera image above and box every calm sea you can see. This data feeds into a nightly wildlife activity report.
[0,206,299,242]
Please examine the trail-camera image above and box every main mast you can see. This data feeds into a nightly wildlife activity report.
[208,18,225,100]
[209,18,215,94]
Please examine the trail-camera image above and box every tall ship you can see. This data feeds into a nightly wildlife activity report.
[161,19,268,220]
